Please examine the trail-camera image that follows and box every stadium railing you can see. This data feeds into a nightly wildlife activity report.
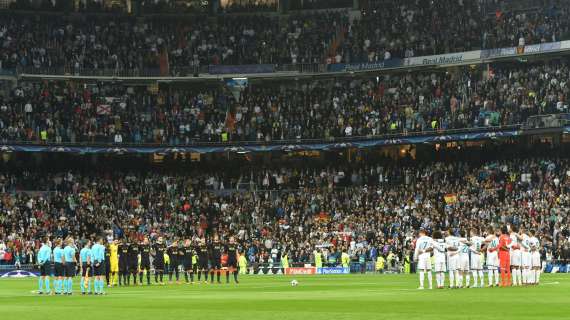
[2,114,569,154]
[15,63,327,78]
[0,264,35,271]
[17,66,164,78]
[523,113,570,129]
[12,39,570,81]
[0,124,522,148]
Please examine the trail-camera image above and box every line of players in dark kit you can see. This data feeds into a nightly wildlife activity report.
[104,235,240,287]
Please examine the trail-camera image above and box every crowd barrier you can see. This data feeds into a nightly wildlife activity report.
[12,40,570,80]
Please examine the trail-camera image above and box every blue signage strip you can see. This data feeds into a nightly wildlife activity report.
[481,41,562,59]
[327,59,403,72]
[0,128,529,155]
[317,267,350,274]
[330,41,565,72]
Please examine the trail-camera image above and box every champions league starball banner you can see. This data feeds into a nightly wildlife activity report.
[0,270,39,278]
[0,126,532,155]
[245,267,350,275]
[247,267,285,275]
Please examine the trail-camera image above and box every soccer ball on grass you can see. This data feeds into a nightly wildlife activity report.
[291,279,299,287]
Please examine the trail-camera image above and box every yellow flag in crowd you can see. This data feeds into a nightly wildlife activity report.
[444,194,457,204]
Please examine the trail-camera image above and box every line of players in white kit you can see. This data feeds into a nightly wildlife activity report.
[414,226,542,289]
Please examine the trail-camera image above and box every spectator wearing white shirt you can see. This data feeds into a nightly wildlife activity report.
[0,240,5,263]
[114,132,123,144]
[24,102,33,113]
[345,125,353,136]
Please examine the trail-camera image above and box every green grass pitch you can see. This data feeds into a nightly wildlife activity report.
[1,274,569,320]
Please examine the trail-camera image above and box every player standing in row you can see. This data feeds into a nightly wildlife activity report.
[457,230,471,288]
[484,227,500,287]
[431,231,448,289]
[164,240,178,284]
[176,240,186,284]
[196,238,209,284]
[413,229,433,290]
[63,237,77,295]
[118,239,130,286]
[92,237,106,295]
[498,226,512,287]
[153,237,167,285]
[167,241,179,283]
[79,240,93,295]
[529,230,542,285]
[53,239,64,294]
[129,239,140,285]
[445,230,461,288]
[109,239,119,287]
[139,237,152,285]
[509,225,522,286]
[226,237,240,284]
[37,237,53,295]
[519,227,532,285]
[469,229,485,288]
[183,239,195,284]
[209,236,223,284]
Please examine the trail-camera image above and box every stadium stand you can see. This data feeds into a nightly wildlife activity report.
[0,0,568,71]
[0,0,569,276]
[0,148,569,267]
[0,60,568,144]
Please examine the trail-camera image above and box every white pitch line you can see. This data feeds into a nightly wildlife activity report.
[19,280,564,296]
[541,281,560,285]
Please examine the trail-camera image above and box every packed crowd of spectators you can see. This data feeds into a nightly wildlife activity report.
[0,154,569,267]
[169,11,347,69]
[0,11,346,73]
[0,0,568,71]
[338,0,570,63]
[0,15,170,72]
[343,0,483,62]
[482,2,570,49]
[0,60,567,144]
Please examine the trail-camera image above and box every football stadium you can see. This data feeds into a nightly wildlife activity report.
[0,0,570,319]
